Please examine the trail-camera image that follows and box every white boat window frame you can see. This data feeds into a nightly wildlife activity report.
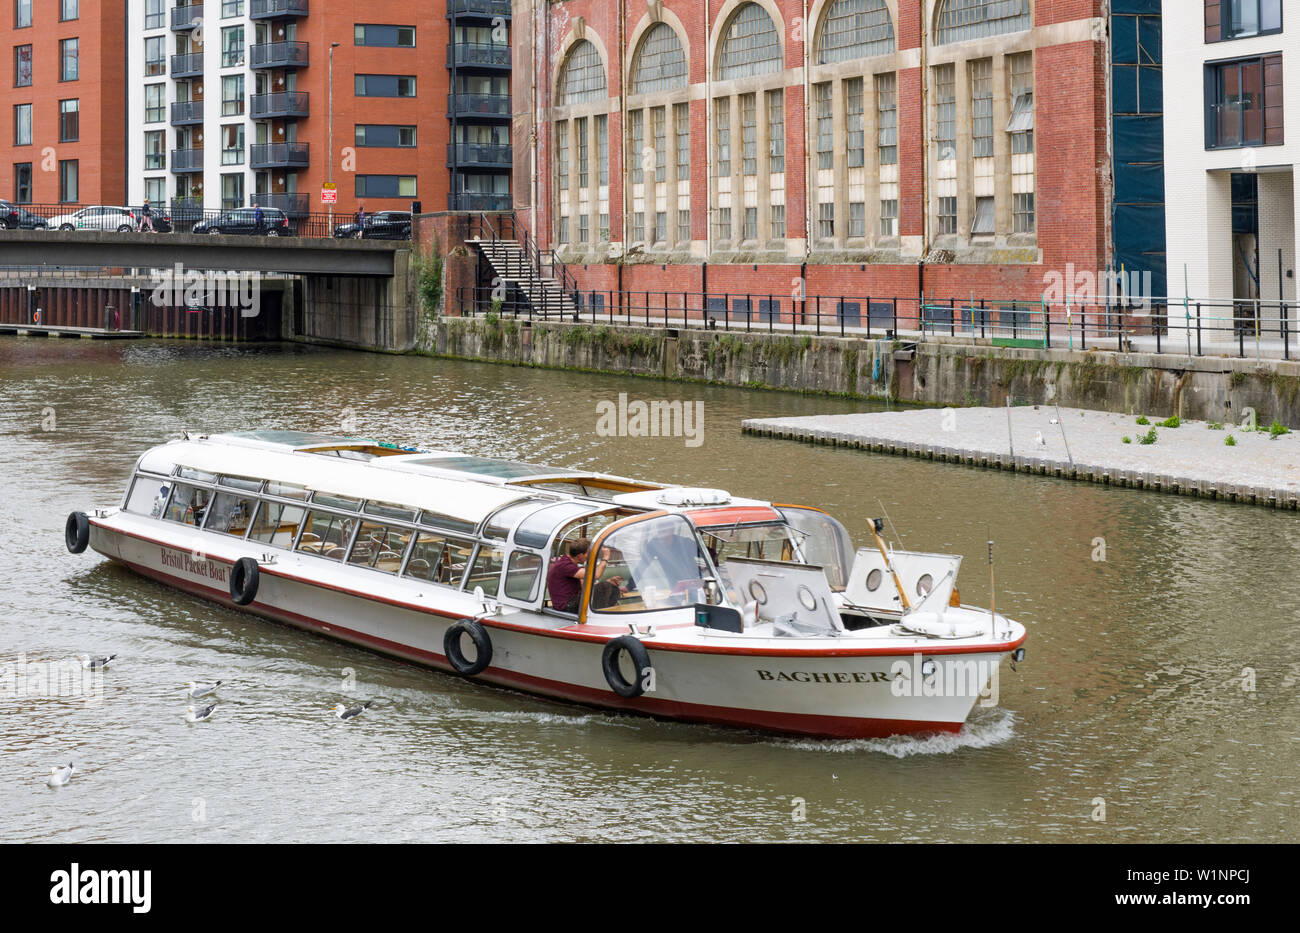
[344,517,416,574]
[502,548,545,605]
[462,541,508,596]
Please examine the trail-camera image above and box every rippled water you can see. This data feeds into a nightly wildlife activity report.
[1,339,1296,842]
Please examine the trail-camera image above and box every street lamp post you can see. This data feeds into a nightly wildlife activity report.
[328,41,340,227]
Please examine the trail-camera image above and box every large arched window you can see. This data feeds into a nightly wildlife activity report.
[816,0,895,64]
[557,40,607,104]
[716,3,782,81]
[630,23,687,95]
[934,0,1030,45]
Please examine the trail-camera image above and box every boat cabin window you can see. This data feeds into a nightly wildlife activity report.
[591,515,713,613]
[265,481,309,501]
[207,491,256,537]
[699,522,798,565]
[464,545,506,595]
[404,531,475,586]
[504,551,543,601]
[176,467,218,484]
[218,475,263,493]
[312,492,363,511]
[248,501,307,548]
[364,501,418,523]
[776,507,852,591]
[418,510,478,536]
[346,520,410,574]
[125,474,170,517]
[296,510,356,561]
[163,483,211,527]
[483,498,552,542]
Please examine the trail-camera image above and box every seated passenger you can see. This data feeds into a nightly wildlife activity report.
[547,539,623,613]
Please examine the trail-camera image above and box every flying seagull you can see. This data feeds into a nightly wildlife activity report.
[185,703,218,723]
[186,680,224,698]
[80,654,117,670]
[333,700,375,721]
[47,763,75,787]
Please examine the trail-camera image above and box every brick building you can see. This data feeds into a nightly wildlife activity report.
[2,0,128,205]
[511,0,1114,316]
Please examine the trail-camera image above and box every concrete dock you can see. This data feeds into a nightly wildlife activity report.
[0,323,143,338]
[742,406,1300,509]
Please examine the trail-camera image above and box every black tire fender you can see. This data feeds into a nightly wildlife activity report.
[602,636,652,698]
[65,511,90,554]
[229,557,260,606]
[444,619,492,676]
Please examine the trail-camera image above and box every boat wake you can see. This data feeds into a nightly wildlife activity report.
[774,707,1017,757]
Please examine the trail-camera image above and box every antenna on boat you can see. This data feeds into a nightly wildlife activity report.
[875,498,906,551]
[987,530,997,638]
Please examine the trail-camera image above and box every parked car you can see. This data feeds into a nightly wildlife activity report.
[333,211,412,240]
[0,200,48,230]
[192,207,294,236]
[44,205,138,232]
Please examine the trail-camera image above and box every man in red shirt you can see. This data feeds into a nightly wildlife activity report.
[547,539,622,612]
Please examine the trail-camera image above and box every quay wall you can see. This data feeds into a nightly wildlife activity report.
[423,316,1300,427]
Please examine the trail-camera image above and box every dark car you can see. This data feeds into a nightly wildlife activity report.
[333,211,411,240]
[135,205,173,233]
[0,200,49,230]
[193,207,294,236]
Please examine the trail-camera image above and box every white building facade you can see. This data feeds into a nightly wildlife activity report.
[1165,0,1298,314]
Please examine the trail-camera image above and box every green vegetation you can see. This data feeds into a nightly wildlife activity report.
[1207,422,1224,430]
[1137,427,1158,445]
[1268,420,1291,437]
[1156,415,1181,428]
[1225,434,1237,446]
[414,239,444,317]
[1121,436,1132,444]
[1135,415,1150,425]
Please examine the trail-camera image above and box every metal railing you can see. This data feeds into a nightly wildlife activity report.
[448,142,512,166]
[448,0,513,16]
[170,52,203,76]
[251,0,309,17]
[250,142,311,168]
[467,211,578,302]
[448,42,511,67]
[448,93,511,117]
[251,41,309,69]
[170,100,203,124]
[251,91,310,118]
[171,4,202,30]
[170,148,204,172]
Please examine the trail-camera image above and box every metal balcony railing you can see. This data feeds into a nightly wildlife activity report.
[252,192,310,216]
[250,142,311,168]
[170,53,203,77]
[170,100,204,124]
[448,0,512,18]
[448,93,511,118]
[250,41,309,69]
[250,0,309,18]
[448,42,511,68]
[170,148,204,172]
[171,4,203,30]
[250,92,310,118]
[449,192,512,212]
[448,143,512,167]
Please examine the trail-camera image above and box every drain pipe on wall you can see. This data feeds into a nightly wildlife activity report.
[802,0,812,267]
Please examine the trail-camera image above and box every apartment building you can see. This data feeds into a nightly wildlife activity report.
[3,0,127,205]
[1165,0,1296,306]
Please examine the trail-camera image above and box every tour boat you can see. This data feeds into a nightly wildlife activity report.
[65,431,1027,739]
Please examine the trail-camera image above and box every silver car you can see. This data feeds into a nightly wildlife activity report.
[45,205,138,232]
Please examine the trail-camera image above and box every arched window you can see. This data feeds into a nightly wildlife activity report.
[557,40,607,105]
[716,3,782,81]
[816,0,895,64]
[630,23,687,95]
[934,0,1030,45]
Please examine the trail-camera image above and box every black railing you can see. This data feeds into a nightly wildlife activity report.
[170,148,204,172]
[449,193,512,212]
[250,142,311,168]
[448,93,511,117]
[171,4,203,30]
[252,193,311,217]
[251,0,309,17]
[448,42,511,68]
[251,91,310,118]
[448,143,512,167]
[170,100,204,124]
[170,52,203,76]
[251,41,309,69]
[448,0,512,17]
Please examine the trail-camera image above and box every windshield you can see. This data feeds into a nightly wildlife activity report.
[699,512,851,592]
[698,522,800,565]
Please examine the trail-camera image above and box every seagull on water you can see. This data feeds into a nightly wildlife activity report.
[47,763,75,787]
[186,703,218,723]
[80,654,116,670]
[333,700,374,721]
[186,680,224,698]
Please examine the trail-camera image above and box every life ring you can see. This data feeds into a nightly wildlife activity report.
[602,636,652,698]
[65,512,89,554]
[229,557,260,606]
[444,619,492,676]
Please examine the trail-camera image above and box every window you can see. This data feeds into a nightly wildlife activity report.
[295,511,357,563]
[629,109,644,185]
[971,59,993,157]
[677,208,690,243]
[13,103,30,146]
[557,41,606,105]
[163,484,211,527]
[355,24,416,48]
[504,552,543,601]
[13,162,31,202]
[145,83,164,122]
[714,98,730,176]
[222,26,244,67]
[58,159,77,202]
[221,124,244,165]
[845,78,864,168]
[656,210,668,244]
[356,125,417,148]
[938,196,957,235]
[221,0,243,17]
[579,213,590,243]
[144,0,164,29]
[770,203,785,239]
[630,22,687,94]
[588,515,708,613]
[817,0,895,63]
[1013,193,1034,234]
[404,532,475,587]
[355,175,418,198]
[207,491,257,537]
[742,206,757,240]
[14,45,31,87]
[740,94,757,176]
[935,64,956,160]
[652,106,667,182]
[818,201,834,240]
[632,210,645,242]
[879,198,898,237]
[971,195,994,234]
[815,82,833,170]
[555,120,569,190]
[934,0,1030,45]
[144,177,165,209]
[876,73,897,165]
[576,116,589,187]
[464,545,505,595]
[60,38,77,81]
[59,99,77,142]
[596,114,608,186]
[1214,0,1283,41]
[717,3,781,80]
[16,0,31,28]
[221,173,244,210]
[222,74,244,116]
[767,90,784,173]
[250,500,307,549]
[849,200,866,238]
[346,521,408,573]
[144,36,164,76]
[355,74,416,97]
[60,0,76,21]
[674,103,689,181]
[1008,52,1034,234]
[715,206,731,241]
[1207,55,1283,148]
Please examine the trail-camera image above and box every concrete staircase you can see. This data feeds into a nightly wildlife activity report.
[467,236,575,318]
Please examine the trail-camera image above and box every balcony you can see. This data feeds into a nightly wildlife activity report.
[449,192,512,212]
[250,142,310,169]
[447,42,510,70]
[250,0,309,18]
[448,93,511,120]
[448,0,512,19]
[253,192,310,216]
[170,100,204,125]
[251,41,309,70]
[251,91,310,119]
[448,142,512,169]
[170,53,203,77]
[170,148,204,172]
[171,4,203,31]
